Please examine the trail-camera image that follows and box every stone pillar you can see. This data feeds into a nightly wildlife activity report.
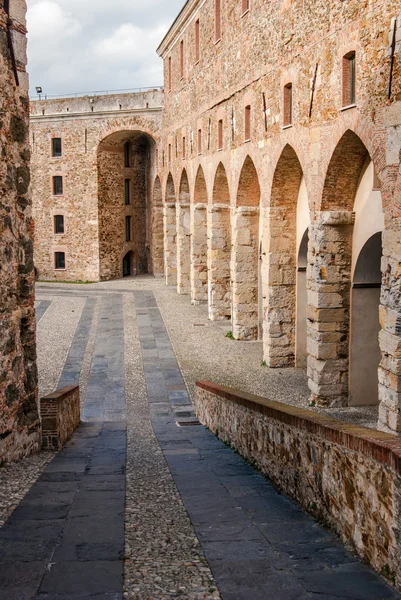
[208,204,232,321]
[231,206,259,340]
[177,203,191,295]
[164,203,177,286]
[191,204,208,304]
[264,207,297,368]
[151,204,165,277]
[378,218,401,434]
[307,211,353,407]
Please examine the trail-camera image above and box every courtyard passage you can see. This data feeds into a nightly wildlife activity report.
[0,278,398,599]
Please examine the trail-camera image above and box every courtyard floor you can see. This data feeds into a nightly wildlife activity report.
[0,277,396,600]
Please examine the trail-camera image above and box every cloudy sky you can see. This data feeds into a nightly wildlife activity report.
[27,0,185,97]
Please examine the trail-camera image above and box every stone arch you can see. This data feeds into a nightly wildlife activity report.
[209,162,232,320]
[213,162,230,205]
[308,133,384,410]
[150,176,164,276]
[177,169,191,294]
[232,156,260,340]
[264,144,307,368]
[164,172,177,285]
[97,130,154,280]
[191,166,208,303]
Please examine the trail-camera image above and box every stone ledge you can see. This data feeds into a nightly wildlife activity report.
[41,385,80,451]
[196,380,401,472]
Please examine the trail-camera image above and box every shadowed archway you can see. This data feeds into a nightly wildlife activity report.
[164,173,177,286]
[191,166,208,304]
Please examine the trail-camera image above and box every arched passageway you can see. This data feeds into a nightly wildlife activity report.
[208,162,232,321]
[308,132,384,407]
[265,145,306,367]
[191,166,208,304]
[151,177,164,277]
[97,131,155,280]
[164,173,177,286]
[177,170,191,295]
[232,156,260,340]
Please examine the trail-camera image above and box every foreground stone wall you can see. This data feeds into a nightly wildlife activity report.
[157,0,401,431]
[195,381,401,590]
[30,91,162,282]
[0,0,41,462]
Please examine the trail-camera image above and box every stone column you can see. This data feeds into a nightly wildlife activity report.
[163,203,177,286]
[307,211,354,407]
[176,203,191,295]
[231,206,259,340]
[207,204,232,320]
[191,204,208,304]
[151,204,165,277]
[378,218,401,434]
[264,207,297,368]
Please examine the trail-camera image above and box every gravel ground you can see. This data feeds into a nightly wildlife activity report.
[123,293,220,600]
[36,294,86,397]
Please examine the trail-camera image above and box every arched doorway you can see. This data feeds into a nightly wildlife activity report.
[349,159,384,405]
[123,251,134,277]
[177,170,191,295]
[97,131,155,280]
[232,156,260,340]
[266,145,306,367]
[308,131,383,408]
[164,173,177,286]
[191,166,208,304]
[151,176,164,277]
[296,228,309,368]
[209,162,232,320]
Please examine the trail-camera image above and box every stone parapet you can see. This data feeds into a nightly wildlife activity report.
[41,386,81,451]
[195,380,401,590]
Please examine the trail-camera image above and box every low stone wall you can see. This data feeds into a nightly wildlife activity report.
[195,380,401,590]
[41,386,80,451]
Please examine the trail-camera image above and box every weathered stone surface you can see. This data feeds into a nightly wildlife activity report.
[40,385,80,451]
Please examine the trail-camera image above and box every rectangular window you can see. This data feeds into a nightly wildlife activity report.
[180,40,184,79]
[242,0,250,14]
[343,52,356,106]
[125,216,132,242]
[156,148,159,166]
[55,252,65,270]
[218,120,223,150]
[168,144,172,164]
[168,56,172,91]
[124,141,131,167]
[182,136,186,159]
[54,215,64,234]
[215,0,221,41]
[125,179,131,205]
[53,175,63,195]
[195,19,200,62]
[244,105,251,141]
[283,83,293,126]
[198,129,202,154]
[52,138,62,157]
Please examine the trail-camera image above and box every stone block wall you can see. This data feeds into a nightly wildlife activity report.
[195,380,401,590]
[41,386,80,451]
[30,92,162,282]
[0,0,41,462]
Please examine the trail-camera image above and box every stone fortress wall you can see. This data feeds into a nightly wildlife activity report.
[155,0,401,434]
[30,90,163,282]
[0,0,41,462]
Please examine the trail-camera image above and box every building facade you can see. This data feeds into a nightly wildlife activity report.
[156,0,401,433]
[0,0,40,461]
[30,91,163,282]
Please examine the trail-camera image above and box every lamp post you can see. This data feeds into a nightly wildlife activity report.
[35,86,43,100]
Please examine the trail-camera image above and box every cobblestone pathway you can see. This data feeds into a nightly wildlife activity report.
[0,282,399,599]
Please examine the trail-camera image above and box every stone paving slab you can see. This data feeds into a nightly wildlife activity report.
[134,289,401,600]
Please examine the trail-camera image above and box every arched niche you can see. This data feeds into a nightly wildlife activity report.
[191,166,208,303]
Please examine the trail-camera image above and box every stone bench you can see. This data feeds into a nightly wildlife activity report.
[195,380,401,591]
[41,386,80,451]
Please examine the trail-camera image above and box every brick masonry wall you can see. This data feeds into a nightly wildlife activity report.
[195,380,401,590]
[41,386,80,451]
[157,0,401,431]
[0,0,41,462]
[30,92,162,282]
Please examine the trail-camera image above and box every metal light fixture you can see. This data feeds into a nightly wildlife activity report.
[35,86,43,99]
